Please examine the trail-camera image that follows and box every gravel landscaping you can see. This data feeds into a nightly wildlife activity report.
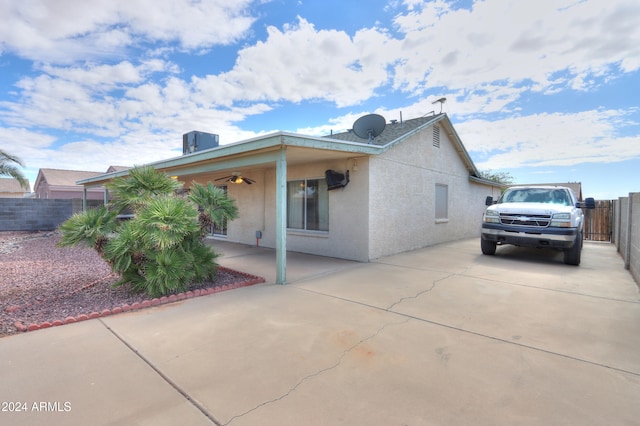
[0,231,262,338]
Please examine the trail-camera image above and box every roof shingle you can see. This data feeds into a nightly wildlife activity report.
[325,114,442,146]
[0,178,30,193]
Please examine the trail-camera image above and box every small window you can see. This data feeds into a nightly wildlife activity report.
[433,125,440,148]
[287,178,329,231]
[435,184,448,220]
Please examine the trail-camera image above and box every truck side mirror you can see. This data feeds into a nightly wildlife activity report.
[584,197,596,209]
[485,196,494,206]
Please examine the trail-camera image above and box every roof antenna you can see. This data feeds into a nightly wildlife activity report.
[432,97,447,113]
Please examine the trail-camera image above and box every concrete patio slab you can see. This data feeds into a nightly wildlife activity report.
[0,320,211,426]
[1,238,639,425]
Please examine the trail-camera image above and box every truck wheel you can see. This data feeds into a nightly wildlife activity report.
[481,239,497,255]
[564,232,582,265]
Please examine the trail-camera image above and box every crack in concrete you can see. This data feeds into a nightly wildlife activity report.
[223,317,411,425]
[385,273,453,311]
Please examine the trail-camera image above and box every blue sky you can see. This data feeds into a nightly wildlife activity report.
[0,0,638,199]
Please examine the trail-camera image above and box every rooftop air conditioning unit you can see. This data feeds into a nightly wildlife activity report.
[183,131,219,155]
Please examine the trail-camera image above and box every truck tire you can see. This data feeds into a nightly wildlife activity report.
[481,238,497,255]
[564,232,582,265]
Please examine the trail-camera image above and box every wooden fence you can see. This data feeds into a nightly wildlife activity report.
[584,200,613,242]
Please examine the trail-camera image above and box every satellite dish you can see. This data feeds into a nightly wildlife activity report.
[352,114,386,143]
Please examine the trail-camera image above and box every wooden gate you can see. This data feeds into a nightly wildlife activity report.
[584,200,613,242]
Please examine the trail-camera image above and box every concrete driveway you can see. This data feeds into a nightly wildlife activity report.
[1,239,639,425]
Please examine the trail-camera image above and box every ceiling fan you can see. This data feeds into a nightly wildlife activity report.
[215,172,255,185]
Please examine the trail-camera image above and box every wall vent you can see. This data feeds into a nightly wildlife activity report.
[433,125,441,148]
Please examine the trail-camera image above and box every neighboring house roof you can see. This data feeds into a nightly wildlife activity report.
[35,168,104,190]
[106,165,130,173]
[0,177,30,193]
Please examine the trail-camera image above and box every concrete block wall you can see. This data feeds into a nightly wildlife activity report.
[628,193,639,284]
[0,199,103,231]
[614,193,639,285]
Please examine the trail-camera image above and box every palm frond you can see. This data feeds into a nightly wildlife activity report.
[57,206,118,250]
[135,196,200,250]
[188,181,239,230]
[0,150,29,190]
[107,166,183,212]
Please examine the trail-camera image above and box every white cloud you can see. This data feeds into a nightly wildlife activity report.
[192,18,401,108]
[0,0,258,63]
[392,0,640,99]
[455,109,640,169]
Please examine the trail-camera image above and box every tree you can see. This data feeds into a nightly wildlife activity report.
[479,169,515,186]
[58,166,239,297]
[0,149,29,189]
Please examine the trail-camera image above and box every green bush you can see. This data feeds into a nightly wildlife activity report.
[58,166,238,297]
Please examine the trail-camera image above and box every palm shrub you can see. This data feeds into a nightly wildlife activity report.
[58,166,238,297]
[188,181,239,234]
[57,206,118,255]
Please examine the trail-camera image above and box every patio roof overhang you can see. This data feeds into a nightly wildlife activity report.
[77,132,383,187]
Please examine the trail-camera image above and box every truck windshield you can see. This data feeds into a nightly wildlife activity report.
[499,188,572,206]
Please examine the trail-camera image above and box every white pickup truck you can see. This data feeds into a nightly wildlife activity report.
[481,186,595,265]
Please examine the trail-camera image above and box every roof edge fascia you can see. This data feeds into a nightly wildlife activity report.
[439,117,481,177]
[469,175,505,188]
[78,131,383,185]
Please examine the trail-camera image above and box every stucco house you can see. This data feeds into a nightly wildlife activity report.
[34,166,129,200]
[34,169,104,199]
[0,178,30,198]
[78,113,502,283]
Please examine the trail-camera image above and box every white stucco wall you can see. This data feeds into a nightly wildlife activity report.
[367,124,499,260]
[262,160,371,261]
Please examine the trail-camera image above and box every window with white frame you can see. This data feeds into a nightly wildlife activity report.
[435,184,448,220]
[287,178,329,231]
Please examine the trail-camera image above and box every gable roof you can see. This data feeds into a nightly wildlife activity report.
[329,113,484,180]
[0,177,30,193]
[35,168,104,188]
[106,165,130,173]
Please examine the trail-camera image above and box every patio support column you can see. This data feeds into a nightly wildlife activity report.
[275,146,287,284]
[103,188,109,206]
[83,187,87,211]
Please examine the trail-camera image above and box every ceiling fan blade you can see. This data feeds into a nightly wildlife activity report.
[244,177,255,184]
[215,176,232,181]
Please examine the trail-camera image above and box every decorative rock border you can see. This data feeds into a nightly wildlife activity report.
[13,266,265,333]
